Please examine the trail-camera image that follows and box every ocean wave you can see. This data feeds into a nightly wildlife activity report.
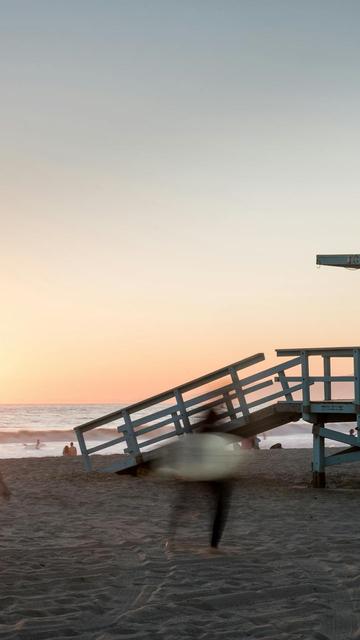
[0,428,118,443]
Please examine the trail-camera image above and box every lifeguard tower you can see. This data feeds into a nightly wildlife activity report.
[74,254,360,488]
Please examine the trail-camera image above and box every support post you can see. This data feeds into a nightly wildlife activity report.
[323,356,331,401]
[278,371,293,402]
[301,351,311,421]
[122,410,141,462]
[174,389,192,432]
[224,391,237,421]
[312,423,326,488]
[230,367,250,420]
[354,349,360,437]
[76,430,92,472]
[172,411,183,436]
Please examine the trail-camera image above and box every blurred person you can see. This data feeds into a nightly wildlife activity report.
[63,444,70,456]
[165,409,237,551]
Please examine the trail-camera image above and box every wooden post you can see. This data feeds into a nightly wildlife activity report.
[278,371,293,402]
[174,389,192,432]
[354,349,360,437]
[122,410,141,461]
[323,356,331,401]
[224,391,237,421]
[301,351,311,421]
[312,423,326,488]
[172,411,183,436]
[76,430,92,472]
[229,367,250,420]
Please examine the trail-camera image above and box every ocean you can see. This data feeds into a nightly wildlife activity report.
[0,404,351,459]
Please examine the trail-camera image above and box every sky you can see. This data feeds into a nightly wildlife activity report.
[1,0,360,403]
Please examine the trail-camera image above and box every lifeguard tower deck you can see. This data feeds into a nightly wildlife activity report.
[75,347,360,487]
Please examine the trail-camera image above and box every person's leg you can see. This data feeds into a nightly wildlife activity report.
[210,481,231,548]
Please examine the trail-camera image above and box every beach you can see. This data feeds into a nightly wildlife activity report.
[1,450,360,639]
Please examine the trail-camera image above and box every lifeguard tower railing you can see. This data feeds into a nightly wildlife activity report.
[74,352,307,474]
[276,347,360,487]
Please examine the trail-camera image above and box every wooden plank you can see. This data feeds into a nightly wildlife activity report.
[178,353,265,393]
[247,382,311,410]
[310,402,355,414]
[174,389,191,432]
[87,435,126,454]
[238,357,301,387]
[325,450,360,467]
[137,430,178,449]
[316,426,359,447]
[275,376,353,382]
[316,254,360,268]
[224,391,237,421]
[277,347,359,357]
[229,367,249,418]
[122,410,141,457]
[278,371,293,402]
[300,351,310,419]
[76,429,92,472]
[353,348,360,432]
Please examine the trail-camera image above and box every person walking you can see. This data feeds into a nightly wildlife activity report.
[166,409,234,551]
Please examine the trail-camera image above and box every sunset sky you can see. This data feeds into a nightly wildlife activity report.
[1,1,360,403]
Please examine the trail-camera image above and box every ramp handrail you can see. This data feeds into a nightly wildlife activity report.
[74,352,308,472]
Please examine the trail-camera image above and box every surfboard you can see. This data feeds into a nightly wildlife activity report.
[155,433,241,481]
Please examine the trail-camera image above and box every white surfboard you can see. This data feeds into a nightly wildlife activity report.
[156,433,241,481]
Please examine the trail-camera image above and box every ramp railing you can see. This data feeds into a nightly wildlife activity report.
[74,351,308,473]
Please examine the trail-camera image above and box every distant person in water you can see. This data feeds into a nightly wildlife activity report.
[35,439,41,450]
[63,445,70,456]
[350,428,355,436]
[69,442,77,456]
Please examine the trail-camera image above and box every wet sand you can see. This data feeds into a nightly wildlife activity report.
[1,449,360,639]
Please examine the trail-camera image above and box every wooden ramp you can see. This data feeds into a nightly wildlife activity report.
[74,346,360,486]
[74,351,306,474]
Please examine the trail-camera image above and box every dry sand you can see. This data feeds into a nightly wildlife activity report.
[1,449,360,639]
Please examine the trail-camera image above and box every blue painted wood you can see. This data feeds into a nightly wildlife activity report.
[325,451,360,467]
[323,356,331,401]
[353,348,360,434]
[122,410,141,458]
[277,347,360,357]
[275,376,353,382]
[317,427,359,447]
[313,429,325,474]
[316,254,360,268]
[229,366,250,419]
[278,371,293,402]
[87,435,126,455]
[174,389,192,433]
[300,351,310,421]
[310,402,355,414]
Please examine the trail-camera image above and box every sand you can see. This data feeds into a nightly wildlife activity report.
[1,449,360,639]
